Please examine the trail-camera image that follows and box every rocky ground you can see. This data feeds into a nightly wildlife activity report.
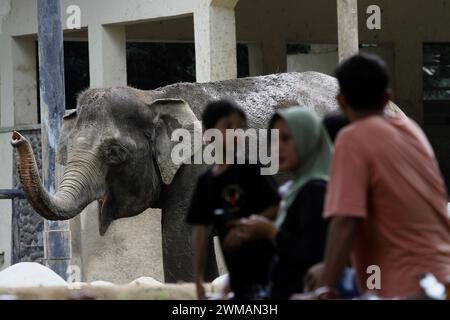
[0,262,226,300]
[0,283,200,300]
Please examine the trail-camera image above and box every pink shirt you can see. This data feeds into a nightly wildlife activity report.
[324,115,450,298]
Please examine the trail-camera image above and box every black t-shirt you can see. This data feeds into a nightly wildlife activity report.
[187,164,281,296]
[270,179,328,299]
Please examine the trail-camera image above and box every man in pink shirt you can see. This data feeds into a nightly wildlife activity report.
[303,54,450,299]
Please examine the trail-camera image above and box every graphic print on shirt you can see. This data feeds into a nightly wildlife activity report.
[222,184,243,212]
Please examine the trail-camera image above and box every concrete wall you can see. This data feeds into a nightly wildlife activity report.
[77,204,164,284]
[287,45,339,76]
[287,44,395,79]
[0,131,13,271]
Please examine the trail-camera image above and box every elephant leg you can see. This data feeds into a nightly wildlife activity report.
[161,209,218,283]
[160,164,219,283]
[161,207,193,282]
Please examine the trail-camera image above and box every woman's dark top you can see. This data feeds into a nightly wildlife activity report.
[270,179,328,300]
[187,164,281,298]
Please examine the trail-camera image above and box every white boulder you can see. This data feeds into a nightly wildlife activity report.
[0,262,68,288]
[129,276,163,287]
[211,274,229,293]
[89,280,115,287]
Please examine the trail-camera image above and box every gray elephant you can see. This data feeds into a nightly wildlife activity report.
[11,72,402,282]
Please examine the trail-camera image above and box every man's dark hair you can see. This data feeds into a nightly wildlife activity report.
[335,53,390,111]
[202,98,246,129]
[322,112,350,143]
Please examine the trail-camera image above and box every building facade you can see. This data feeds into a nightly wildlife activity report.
[1,0,449,276]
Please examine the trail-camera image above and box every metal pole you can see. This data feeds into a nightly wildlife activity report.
[337,0,359,62]
[0,189,25,199]
[37,0,71,280]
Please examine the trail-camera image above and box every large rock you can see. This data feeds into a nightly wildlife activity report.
[0,262,68,288]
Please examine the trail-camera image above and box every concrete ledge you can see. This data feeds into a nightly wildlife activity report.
[0,283,202,300]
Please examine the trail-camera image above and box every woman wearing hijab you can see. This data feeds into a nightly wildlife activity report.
[223,107,332,299]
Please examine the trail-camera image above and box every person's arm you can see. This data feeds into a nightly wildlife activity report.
[302,216,360,298]
[303,131,368,298]
[319,216,359,287]
[192,225,212,300]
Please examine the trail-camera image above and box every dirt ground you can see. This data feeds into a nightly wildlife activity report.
[0,283,215,300]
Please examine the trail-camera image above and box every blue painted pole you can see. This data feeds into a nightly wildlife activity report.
[37,0,71,280]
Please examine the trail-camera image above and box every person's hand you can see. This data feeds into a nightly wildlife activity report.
[303,262,325,292]
[222,224,247,252]
[234,215,277,242]
[223,215,277,252]
[242,215,278,240]
[195,280,207,300]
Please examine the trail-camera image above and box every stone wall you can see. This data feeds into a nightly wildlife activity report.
[11,129,44,264]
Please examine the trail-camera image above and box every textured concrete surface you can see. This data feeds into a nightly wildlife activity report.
[337,0,359,62]
[79,205,164,284]
[194,0,238,82]
[0,283,200,300]
[0,132,13,271]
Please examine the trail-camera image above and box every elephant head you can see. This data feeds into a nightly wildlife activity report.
[11,87,201,235]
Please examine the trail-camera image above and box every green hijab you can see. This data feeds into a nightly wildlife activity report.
[273,107,333,227]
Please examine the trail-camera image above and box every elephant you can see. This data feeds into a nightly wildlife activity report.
[11,71,403,283]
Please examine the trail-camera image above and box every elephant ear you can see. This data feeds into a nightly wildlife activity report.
[56,109,77,165]
[149,98,202,185]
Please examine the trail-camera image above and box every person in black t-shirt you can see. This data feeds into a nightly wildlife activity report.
[186,99,280,300]
[223,107,333,299]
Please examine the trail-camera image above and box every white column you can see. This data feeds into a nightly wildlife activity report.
[194,0,238,83]
[13,37,38,125]
[248,42,263,76]
[337,0,359,62]
[0,35,37,127]
[88,24,127,87]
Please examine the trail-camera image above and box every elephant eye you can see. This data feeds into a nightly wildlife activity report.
[102,143,129,165]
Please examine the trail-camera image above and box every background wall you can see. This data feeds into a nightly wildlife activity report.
[0,132,13,271]
[1,0,450,275]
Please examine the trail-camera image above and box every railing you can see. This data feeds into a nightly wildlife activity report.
[0,189,25,200]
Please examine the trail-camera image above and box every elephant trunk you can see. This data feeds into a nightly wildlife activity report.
[11,131,105,220]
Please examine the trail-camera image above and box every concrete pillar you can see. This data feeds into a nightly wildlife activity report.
[248,42,263,76]
[337,0,359,62]
[262,38,287,74]
[88,24,127,87]
[13,37,38,126]
[0,35,38,127]
[194,0,238,83]
[0,0,11,34]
